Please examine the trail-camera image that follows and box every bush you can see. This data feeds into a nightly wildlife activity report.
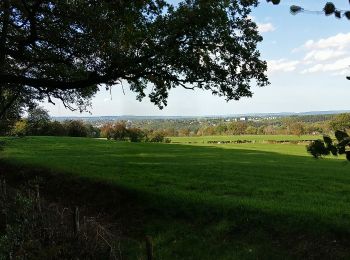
[112,122,129,141]
[148,130,165,143]
[100,123,115,139]
[64,120,88,137]
[100,122,131,141]
[85,124,100,138]
[11,120,27,137]
[128,127,145,142]
[26,107,51,135]
[47,121,67,136]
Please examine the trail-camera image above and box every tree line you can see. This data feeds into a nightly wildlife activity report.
[8,107,100,138]
[4,106,350,140]
[4,106,169,143]
[133,115,349,137]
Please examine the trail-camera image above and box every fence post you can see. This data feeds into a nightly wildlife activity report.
[73,206,80,235]
[145,235,153,260]
[35,184,41,213]
[1,179,6,200]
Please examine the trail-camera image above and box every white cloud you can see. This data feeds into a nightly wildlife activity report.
[304,49,345,62]
[298,33,350,76]
[257,22,276,33]
[303,33,350,50]
[301,57,350,74]
[267,59,300,74]
[248,16,276,34]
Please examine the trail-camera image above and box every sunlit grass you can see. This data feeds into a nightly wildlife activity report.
[1,136,349,259]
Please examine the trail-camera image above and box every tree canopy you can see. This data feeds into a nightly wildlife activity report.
[0,0,269,117]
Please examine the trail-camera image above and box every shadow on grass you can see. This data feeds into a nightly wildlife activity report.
[1,138,350,258]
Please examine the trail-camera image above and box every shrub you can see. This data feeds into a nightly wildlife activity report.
[100,123,115,140]
[112,122,129,141]
[128,127,145,142]
[64,120,88,137]
[47,121,67,136]
[26,107,51,135]
[148,130,165,143]
[85,124,100,138]
[11,120,27,137]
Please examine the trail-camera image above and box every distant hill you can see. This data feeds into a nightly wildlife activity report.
[52,110,350,121]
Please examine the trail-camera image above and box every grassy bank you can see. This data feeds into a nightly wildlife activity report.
[1,136,350,258]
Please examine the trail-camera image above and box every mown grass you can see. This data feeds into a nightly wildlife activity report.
[170,134,320,143]
[1,136,350,259]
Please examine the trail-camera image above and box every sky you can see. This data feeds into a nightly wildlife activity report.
[44,0,350,117]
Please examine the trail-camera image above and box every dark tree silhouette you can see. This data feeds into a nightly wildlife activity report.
[307,130,350,161]
[0,0,269,118]
[267,0,350,20]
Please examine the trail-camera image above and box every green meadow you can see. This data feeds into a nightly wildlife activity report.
[171,134,319,143]
[1,136,350,259]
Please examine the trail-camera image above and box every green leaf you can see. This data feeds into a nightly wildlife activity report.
[334,10,341,18]
[339,146,346,155]
[330,145,338,156]
[323,135,332,145]
[346,151,350,161]
[345,11,350,20]
[338,137,350,147]
[324,2,336,15]
[335,130,349,142]
[306,140,330,158]
[290,5,303,15]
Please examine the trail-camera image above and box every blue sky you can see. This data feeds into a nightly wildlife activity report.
[44,0,350,116]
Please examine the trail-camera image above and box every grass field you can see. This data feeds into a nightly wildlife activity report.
[1,136,350,259]
[170,134,320,143]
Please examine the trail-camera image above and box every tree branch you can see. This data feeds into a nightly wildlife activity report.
[0,73,111,90]
[0,91,19,119]
[0,0,10,71]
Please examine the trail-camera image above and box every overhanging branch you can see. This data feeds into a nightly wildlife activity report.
[0,73,110,90]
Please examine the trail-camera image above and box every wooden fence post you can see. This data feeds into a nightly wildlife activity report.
[73,206,80,235]
[145,235,153,260]
[1,179,6,200]
[35,184,41,213]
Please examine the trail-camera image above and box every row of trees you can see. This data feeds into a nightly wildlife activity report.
[11,107,100,138]
[7,109,349,139]
[149,115,349,137]
[100,123,169,143]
